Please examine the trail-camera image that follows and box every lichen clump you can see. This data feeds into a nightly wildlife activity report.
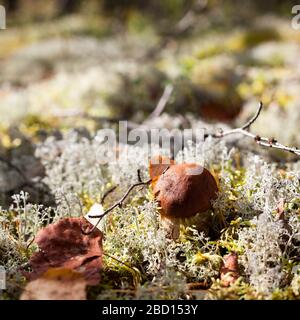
[1,131,299,300]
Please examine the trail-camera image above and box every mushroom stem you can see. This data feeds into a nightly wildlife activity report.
[160,216,180,240]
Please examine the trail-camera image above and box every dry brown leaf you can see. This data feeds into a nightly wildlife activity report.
[21,268,87,300]
[24,217,103,285]
[220,252,239,287]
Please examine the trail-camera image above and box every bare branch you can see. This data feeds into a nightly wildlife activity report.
[101,185,118,205]
[137,169,143,183]
[82,173,152,235]
[241,101,263,130]
[210,102,300,157]
[54,83,174,132]
[148,84,174,119]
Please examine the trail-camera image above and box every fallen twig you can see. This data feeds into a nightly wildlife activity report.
[101,185,118,205]
[209,102,300,157]
[82,172,152,235]
[148,84,174,119]
[54,83,173,130]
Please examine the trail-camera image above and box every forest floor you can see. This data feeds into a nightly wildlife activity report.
[0,7,300,300]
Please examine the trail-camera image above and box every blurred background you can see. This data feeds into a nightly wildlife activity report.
[0,0,300,205]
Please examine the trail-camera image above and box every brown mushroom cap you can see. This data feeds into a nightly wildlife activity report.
[152,163,218,219]
[149,155,175,181]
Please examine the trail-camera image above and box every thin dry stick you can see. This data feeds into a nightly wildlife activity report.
[82,176,152,235]
[55,84,173,130]
[101,185,118,205]
[210,102,300,157]
[148,84,174,119]
[137,169,143,183]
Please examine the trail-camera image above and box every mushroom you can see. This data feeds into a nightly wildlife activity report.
[149,156,218,239]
